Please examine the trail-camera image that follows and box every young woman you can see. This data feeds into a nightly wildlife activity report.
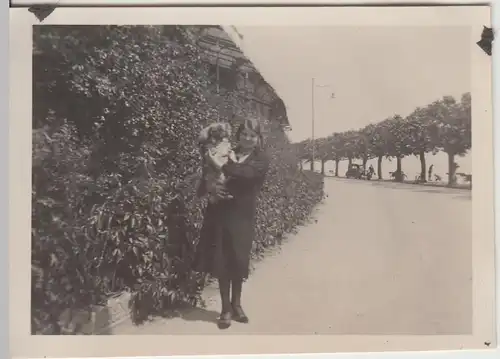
[194,117,270,329]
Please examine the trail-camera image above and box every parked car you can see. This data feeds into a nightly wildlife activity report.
[345,164,364,179]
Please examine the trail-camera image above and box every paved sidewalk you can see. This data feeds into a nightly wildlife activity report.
[111,178,472,335]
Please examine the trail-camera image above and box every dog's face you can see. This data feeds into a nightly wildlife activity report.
[199,122,232,147]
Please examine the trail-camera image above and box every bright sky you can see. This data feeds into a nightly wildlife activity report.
[231,26,471,144]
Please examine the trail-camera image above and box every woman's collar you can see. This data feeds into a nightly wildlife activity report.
[234,145,258,154]
[234,147,256,162]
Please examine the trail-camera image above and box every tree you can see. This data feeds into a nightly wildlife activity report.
[355,127,373,169]
[292,141,308,171]
[385,115,413,182]
[295,139,313,170]
[405,106,440,182]
[316,137,333,175]
[426,94,471,186]
[342,130,360,167]
[296,93,471,187]
[366,122,390,180]
[330,133,346,177]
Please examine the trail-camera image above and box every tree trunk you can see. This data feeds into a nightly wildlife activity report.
[447,152,457,186]
[377,155,383,180]
[310,158,314,171]
[335,159,340,177]
[321,159,325,175]
[299,161,303,171]
[348,157,353,167]
[419,151,426,182]
[395,157,403,182]
[362,157,368,168]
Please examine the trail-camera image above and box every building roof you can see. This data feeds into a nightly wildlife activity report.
[197,26,290,128]
[197,27,254,71]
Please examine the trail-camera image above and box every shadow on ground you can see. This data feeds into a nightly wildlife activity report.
[51,305,114,335]
[160,307,221,324]
[368,180,472,197]
[325,176,471,199]
[94,307,113,334]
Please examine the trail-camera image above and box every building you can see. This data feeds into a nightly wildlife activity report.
[196,26,291,132]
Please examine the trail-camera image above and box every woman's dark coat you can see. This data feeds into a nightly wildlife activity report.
[193,148,270,280]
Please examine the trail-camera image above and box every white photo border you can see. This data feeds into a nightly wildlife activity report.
[8,4,497,359]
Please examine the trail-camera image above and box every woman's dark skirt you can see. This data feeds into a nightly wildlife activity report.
[193,200,253,280]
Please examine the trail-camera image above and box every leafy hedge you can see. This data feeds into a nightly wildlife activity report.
[31,25,324,334]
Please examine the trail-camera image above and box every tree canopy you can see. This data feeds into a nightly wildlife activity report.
[294,93,471,185]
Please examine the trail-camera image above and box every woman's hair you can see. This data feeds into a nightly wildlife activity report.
[235,117,265,150]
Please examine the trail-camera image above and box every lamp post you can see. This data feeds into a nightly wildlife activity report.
[311,78,332,172]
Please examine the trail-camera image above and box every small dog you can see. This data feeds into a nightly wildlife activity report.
[198,122,236,203]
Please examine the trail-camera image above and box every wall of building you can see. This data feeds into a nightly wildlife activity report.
[196,26,290,131]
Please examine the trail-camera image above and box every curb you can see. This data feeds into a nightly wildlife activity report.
[97,292,133,334]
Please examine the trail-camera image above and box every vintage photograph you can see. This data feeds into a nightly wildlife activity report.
[10,4,494,357]
[31,23,475,336]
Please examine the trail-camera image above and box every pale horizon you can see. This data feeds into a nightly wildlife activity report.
[229,26,472,176]
[230,26,471,143]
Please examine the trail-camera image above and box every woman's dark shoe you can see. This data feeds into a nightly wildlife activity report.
[217,311,232,329]
[231,304,249,323]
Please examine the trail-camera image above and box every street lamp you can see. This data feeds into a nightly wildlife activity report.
[311,78,333,172]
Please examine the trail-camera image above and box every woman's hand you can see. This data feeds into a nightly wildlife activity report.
[228,150,237,163]
[214,181,233,200]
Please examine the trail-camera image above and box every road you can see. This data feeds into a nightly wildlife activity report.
[111,177,472,335]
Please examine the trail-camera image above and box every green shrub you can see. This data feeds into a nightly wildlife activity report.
[32,25,324,333]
